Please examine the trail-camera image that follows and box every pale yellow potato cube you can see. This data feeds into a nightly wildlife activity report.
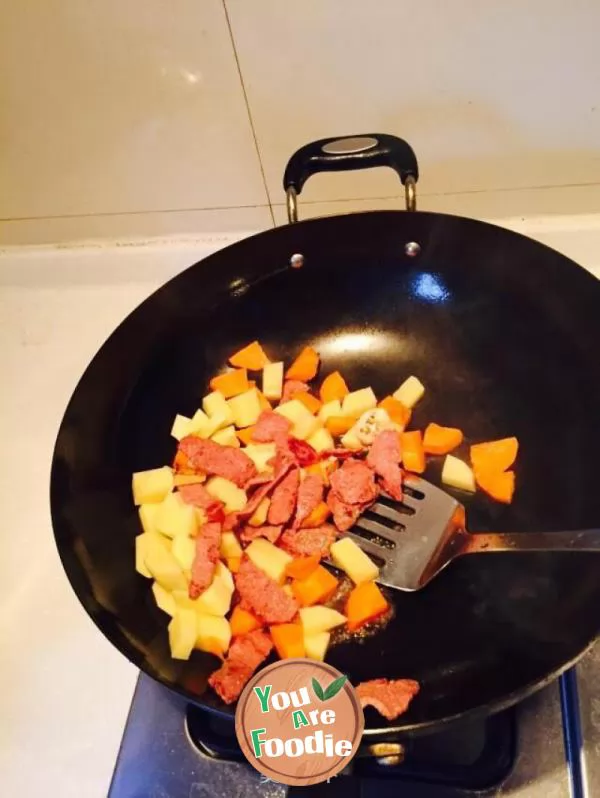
[393,376,425,409]
[330,537,379,584]
[248,496,270,527]
[441,454,476,493]
[152,581,177,616]
[214,561,235,593]
[171,414,192,441]
[187,408,213,437]
[262,361,284,401]
[211,425,240,448]
[155,492,197,539]
[202,391,234,427]
[220,531,243,559]
[318,399,342,423]
[307,427,335,453]
[341,388,377,419]
[242,443,276,473]
[196,614,231,656]
[135,532,168,578]
[304,631,330,661]
[299,606,347,635]
[205,476,247,512]
[172,534,196,573]
[173,473,206,487]
[340,428,363,450]
[246,538,292,583]
[193,576,232,616]
[275,399,319,440]
[168,608,197,659]
[227,388,262,428]
[144,540,187,592]
[132,466,173,505]
[138,504,160,536]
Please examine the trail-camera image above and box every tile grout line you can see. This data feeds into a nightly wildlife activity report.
[221,0,276,228]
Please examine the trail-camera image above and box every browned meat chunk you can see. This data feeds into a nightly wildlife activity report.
[279,524,337,558]
[326,491,362,532]
[252,410,291,443]
[281,379,310,403]
[235,558,299,623]
[267,467,300,525]
[240,524,283,544]
[237,461,294,519]
[330,458,379,505]
[293,474,324,529]
[178,437,257,487]
[189,521,222,598]
[208,630,273,704]
[178,483,225,522]
[355,679,420,720]
[367,429,403,500]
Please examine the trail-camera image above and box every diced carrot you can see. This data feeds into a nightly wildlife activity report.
[256,390,272,411]
[227,556,242,573]
[286,346,320,382]
[292,565,338,607]
[270,623,305,659]
[401,430,426,473]
[319,371,350,403]
[285,554,321,580]
[302,500,331,528]
[325,416,355,436]
[295,392,322,414]
[474,467,515,504]
[423,422,464,455]
[237,426,256,445]
[209,369,250,398]
[230,606,261,637]
[470,437,519,473]
[229,341,270,371]
[346,581,389,632]
[304,462,334,487]
[203,638,227,659]
[378,396,412,428]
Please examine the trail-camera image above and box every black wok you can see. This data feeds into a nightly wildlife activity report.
[50,135,600,733]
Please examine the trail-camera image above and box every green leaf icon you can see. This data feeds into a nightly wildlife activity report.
[323,675,348,701]
[312,677,325,701]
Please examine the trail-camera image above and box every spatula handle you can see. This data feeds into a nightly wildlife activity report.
[464,529,600,554]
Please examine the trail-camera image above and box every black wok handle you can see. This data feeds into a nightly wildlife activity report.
[283,134,419,223]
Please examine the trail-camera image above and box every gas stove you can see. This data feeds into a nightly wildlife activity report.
[109,641,598,797]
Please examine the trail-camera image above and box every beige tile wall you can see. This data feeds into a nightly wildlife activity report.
[1,0,599,245]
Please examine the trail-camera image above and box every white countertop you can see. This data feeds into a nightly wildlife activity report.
[1,216,599,798]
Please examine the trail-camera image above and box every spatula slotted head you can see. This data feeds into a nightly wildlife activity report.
[342,477,463,591]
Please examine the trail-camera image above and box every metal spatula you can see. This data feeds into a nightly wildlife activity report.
[341,476,600,591]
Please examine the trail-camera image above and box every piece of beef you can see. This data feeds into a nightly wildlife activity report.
[326,491,362,532]
[281,380,310,403]
[189,521,222,598]
[355,679,420,720]
[178,437,257,487]
[267,467,300,525]
[240,524,283,544]
[293,474,324,529]
[329,458,379,505]
[320,447,367,460]
[237,461,294,520]
[178,483,225,522]
[208,629,272,704]
[367,429,403,500]
[252,410,292,443]
[279,524,337,558]
[235,558,299,623]
[287,438,319,467]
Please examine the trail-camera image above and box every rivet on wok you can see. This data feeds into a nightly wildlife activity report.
[290,253,304,269]
[405,242,421,257]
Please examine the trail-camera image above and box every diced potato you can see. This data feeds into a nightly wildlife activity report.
[299,606,347,635]
[282,584,294,597]
[135,532,169,577]
[262,361,284,401]
[248,497,270,527]
[196,614,231,656]
[220,530,243,559]
[227,388,263,428]
[168,608,197,660]
[330,537,379,584]
[211,425,240,448]
[214,561,235,593]
[187,408,213,437]
[202,391,234,427]
[171,414,192,441]
[152,581,177,616]
[138,503,160,536]
[145,540,188,592]
[307,427,335,453]
[173,473,206,487]
[172,534,196,573]
[393,376,425,409]
[341,388,377,419]
[243,443,276,473]
[132,466,173,505]
[441,454,476,492]
[155,492,197,539]
[246,538,293,583]
[205,476,247,512]
[340,428,363,450]
[318,399,342,423]
[275,399,320,440]
[304,631,330,661]
[194,576,232,616]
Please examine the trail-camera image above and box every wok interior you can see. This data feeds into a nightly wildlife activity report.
[51,212,600,730]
